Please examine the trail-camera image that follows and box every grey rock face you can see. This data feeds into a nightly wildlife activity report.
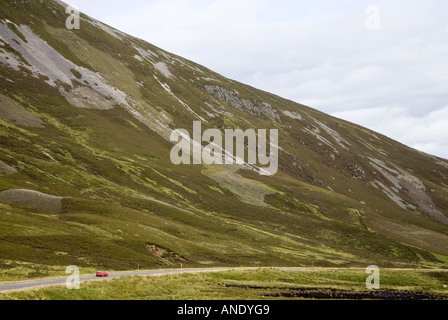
[0,189,63,214]
[205,85,280,120]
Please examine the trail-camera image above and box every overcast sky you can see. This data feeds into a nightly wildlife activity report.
[65,0,448,159]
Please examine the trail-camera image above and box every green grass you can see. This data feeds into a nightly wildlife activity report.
[0,0,447,288]
[0,268,447,300]
[0,261,97,282]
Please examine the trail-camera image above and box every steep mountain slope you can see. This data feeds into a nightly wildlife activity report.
[0,0,447,276]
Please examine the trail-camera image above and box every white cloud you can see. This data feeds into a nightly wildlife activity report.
[65,0,448,159]
[332,106,448,159]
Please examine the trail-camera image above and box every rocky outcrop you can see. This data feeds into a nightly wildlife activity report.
[0,160,17,175]
[205,85,280,120]
[0,189,63,214]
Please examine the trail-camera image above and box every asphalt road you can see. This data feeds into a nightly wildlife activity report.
[0,268,231,292]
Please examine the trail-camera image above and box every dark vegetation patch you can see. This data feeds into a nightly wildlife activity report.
[225,284,445,300]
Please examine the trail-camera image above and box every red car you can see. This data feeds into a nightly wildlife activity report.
[96,271,109,277]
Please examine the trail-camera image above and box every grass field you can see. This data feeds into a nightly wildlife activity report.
[1,268,447,300]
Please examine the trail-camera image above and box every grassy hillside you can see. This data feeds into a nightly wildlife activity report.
[0,0,447,281]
